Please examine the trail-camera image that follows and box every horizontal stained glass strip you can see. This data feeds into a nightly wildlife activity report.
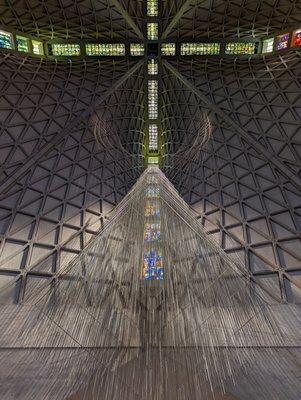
[86,43,125,56]
[50,43,81,56]
[181,43,220,55]
[161,43,176,56]
[225,42,256,54]
[130,43,145,56]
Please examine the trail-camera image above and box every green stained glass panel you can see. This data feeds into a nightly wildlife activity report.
[16,36,29,52]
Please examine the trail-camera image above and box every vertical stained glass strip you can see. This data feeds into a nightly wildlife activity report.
[0,30,13,49]
[148,59,158,75]
[291,29,301,47]
[262,38,274,53]
[143,183,163,281]
[225,42,256,54]
[147,0,158,16]
[149,124,158,151]
[148,80,158,119]
[16,36,29,52]
[147,23,158,40]
[32,40,44,55]
[143,250,163,280]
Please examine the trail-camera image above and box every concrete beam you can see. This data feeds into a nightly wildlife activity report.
[161,0,208,40]
[108,0,144,40]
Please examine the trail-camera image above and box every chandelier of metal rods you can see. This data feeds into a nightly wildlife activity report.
[0,167,300,399]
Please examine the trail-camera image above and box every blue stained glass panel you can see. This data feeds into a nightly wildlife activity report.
[0,30,12,49]
[143,250,164,281]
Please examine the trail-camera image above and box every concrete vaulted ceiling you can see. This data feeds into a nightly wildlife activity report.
[0,0,300,304]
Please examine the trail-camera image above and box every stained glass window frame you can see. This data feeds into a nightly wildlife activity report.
[148,157,159,165]
[147,23,158,41]
[225,42,256,55]
[291,29,301,48]
[275,33,290,51]
[149,124,158,151]
[130,43,145,56]
[85,43,125,56]
[180,42,220,56]
[16,35,29,53]
[147,0,158,17]
[49,43,81,57]
[32,40,44,55]
[161,43,176,56]
[148,59,158,75]
[262,37,274,53]
[0,30,13,50]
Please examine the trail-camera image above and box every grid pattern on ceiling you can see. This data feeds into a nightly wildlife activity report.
[0,0,144,40]
[0,55,145,303]
[161,0,301,39]
[0,0,300,304]
[161,52,301,303]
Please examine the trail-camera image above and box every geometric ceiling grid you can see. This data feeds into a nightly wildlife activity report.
[160,50,301,304]
[0,0,143,40]
[0,0,300,306]
[164,120,301,303]
[3,1,300,42]
[0,51,145,304]
[162,0,301,39]
[165,50,301,181]
[0,118,141,304]
[0,54,144,189]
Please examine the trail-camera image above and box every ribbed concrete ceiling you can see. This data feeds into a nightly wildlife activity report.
[0,0,300,304]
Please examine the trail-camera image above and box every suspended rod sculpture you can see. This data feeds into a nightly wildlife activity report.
[0,167,300,400]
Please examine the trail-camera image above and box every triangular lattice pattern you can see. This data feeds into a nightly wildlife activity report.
[162,52,301,303]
